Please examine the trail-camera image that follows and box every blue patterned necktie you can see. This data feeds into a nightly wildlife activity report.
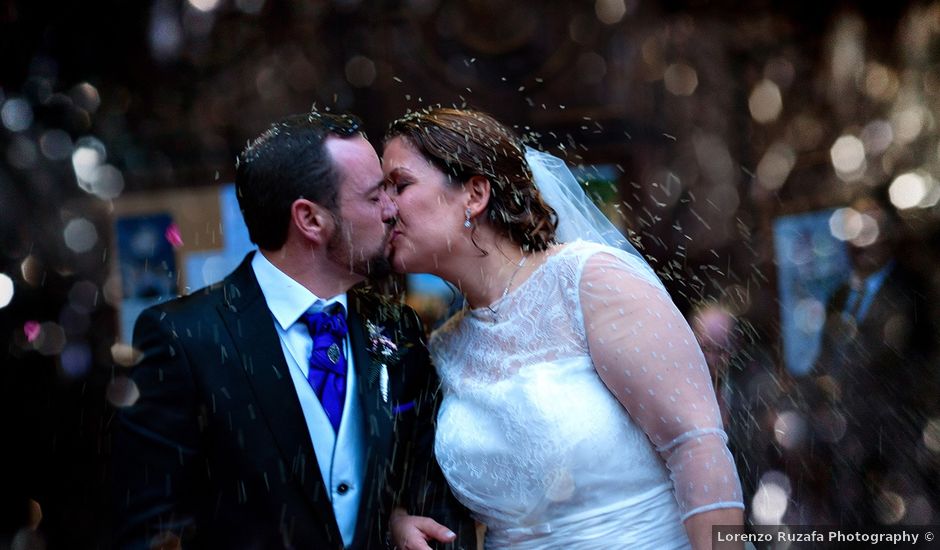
[300,303,348,434]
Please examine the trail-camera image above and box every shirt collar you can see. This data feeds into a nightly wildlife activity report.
[251,250,348,331]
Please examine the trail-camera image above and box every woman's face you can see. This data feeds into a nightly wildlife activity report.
[382,136,467,274]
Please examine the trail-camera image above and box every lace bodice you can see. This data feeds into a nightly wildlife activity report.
[430,240,743,548]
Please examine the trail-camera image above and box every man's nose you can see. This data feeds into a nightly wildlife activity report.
[380,189,398,224]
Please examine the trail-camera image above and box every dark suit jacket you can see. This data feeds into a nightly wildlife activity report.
[813,263,935,426]
[112,253,473,549]
[808,262,938,522]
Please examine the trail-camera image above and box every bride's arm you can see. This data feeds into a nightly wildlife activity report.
[578,252,744,550]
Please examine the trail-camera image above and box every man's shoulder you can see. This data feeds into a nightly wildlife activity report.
[146,280,227,318]
[140,257,256,325]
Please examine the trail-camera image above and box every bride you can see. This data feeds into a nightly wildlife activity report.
[382,108,744,550]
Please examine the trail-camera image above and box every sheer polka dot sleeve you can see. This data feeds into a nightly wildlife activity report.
[578,251,744,520]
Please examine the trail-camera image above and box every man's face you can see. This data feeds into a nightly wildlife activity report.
[324,135,398,279]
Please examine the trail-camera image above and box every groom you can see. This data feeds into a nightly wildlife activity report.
[112,112,472,549]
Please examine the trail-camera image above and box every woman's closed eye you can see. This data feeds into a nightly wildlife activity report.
[393,181,411,195]
[381,178,406,197]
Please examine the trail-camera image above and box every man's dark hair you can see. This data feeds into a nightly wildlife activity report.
[235,111,362,250]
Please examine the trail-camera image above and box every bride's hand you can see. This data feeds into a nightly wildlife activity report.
[388,507,457,550]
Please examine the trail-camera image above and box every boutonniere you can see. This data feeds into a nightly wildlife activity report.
[366,320,400,403]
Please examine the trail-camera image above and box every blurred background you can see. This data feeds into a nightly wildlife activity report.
[2,0,940,547]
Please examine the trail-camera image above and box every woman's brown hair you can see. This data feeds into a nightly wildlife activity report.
[385,108,558,253]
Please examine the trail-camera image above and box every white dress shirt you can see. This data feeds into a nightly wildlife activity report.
[251,251,365,547]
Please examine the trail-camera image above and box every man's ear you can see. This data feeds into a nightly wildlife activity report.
[465,175,491,218]
[291,198,335,246]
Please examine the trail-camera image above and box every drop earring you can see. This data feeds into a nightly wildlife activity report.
[464,208,472,228]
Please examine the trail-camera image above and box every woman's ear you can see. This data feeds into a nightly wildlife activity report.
[465,175,491,218]
[290,198,335,246]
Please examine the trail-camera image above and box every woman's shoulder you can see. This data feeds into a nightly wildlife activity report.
[557,240,664,290]
[554,239,634,270]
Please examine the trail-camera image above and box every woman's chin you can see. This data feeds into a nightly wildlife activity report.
[390,252,412,274]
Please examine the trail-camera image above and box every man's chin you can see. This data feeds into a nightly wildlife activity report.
[362,254,394,281]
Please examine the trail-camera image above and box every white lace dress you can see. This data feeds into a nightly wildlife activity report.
[430,241,744,549]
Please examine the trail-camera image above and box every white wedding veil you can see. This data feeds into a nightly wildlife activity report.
[524,146,662,284]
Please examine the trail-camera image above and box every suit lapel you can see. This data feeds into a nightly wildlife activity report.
[347,296,394,548]
[216,254,342,540]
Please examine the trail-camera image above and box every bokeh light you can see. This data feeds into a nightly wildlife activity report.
[917,175,940,208]
[34,322,66,356]
[64,218,99,253]
[345,55,377,88]
[595,0,627,25]
[829,15,864,88]
[875,491,906,524]
[664,63,698,96]
[863,62,899,101]
[23,320,41,343]
[70,82,101,113]
[852,212,880,247]
[20,255,42,286]
[828,205,881,247]
[89,164,126,200]
[793,298,825,334]
[0,273,13,309]
[756,141,796,190]
[748,79,783,124]
[829,134,866,179]
[39,129,74,161]
[1,97,33,132]
[61,342,92,379]
[751,471,791,524]
[106,376,141,408]
[829,207,863,241]
[892,106,926,145]
[924,418,940,453]
[187,0,221,12]
[149,1,183,61]
[111,343,143,367]
[693,132,734,186]
[773,410,808,449]
[889,172,928,210]
[860,119,893,155]
[72,136,106,186]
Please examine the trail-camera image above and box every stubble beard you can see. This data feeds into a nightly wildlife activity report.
[326,217,393,281]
